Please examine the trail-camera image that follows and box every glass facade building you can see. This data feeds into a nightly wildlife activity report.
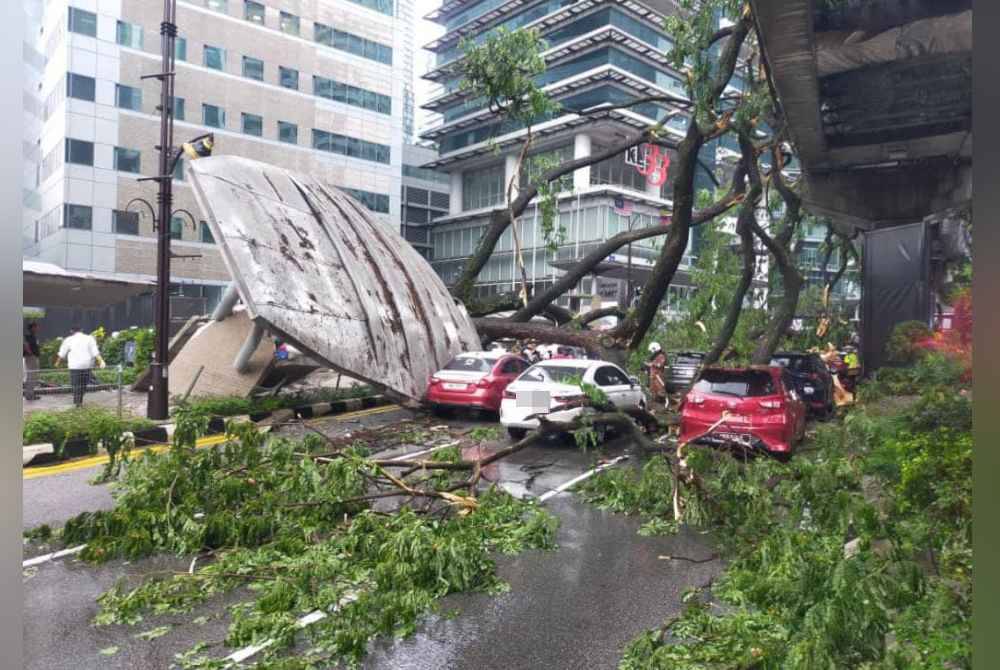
[419,0,719,314]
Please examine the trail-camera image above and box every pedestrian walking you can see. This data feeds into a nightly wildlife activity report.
[23,322,41,401]
[55,324,105,407]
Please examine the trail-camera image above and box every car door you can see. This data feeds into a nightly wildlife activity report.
[594,365,633,408]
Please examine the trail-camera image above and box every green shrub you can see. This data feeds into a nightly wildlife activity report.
[23,407,153,451]
[885,320,933,364]
[101,328,154,371]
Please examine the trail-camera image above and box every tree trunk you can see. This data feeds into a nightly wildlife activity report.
[702,190,759,367]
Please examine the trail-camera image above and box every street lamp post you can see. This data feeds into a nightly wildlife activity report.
[134,0,213,419]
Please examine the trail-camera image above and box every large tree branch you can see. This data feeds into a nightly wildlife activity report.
[451,113,683,304]
[702,132,762,368]
[574,305,627,327]
[613,16,754,350]
[509,187,745,324]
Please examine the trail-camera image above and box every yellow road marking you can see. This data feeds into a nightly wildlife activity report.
[325,404,401,422]
[24,434,230,480]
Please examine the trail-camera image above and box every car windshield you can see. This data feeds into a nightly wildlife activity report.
[519,365,590,384]
[693,370,775,397]
[770,356,812,373]
[443,356,496,373]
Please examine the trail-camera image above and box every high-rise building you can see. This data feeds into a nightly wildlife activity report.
[418,0,725,315]
[25,0,413,316]
[401,142,450,260]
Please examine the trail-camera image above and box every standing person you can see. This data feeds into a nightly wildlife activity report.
[644,342,668,407]
[55,324,105,407]
[23,322,41,401]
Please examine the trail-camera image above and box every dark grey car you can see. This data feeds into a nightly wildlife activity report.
[665,351,705,392]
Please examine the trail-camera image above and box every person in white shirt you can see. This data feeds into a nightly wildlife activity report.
[55,324,105,407]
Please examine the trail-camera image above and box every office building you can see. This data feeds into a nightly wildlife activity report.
[418,0,730,315]
[24,0,415,318]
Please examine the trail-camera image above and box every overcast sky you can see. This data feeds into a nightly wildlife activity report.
[412,0,446,137]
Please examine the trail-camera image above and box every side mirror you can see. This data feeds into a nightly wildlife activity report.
[629,375,639,386]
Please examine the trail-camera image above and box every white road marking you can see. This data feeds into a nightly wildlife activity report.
[22,544,86,568]
[225,592,359,665]
[387,440,460,462]
[537,455,630,504]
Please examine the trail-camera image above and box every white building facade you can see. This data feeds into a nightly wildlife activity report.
[25,0,415,313]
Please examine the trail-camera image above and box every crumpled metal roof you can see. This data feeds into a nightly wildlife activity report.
[188,156,481,402]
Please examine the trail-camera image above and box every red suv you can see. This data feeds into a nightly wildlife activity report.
[679,366,806,457]
[424,352,531,415]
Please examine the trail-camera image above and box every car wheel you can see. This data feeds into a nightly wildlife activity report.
[507,427,528,441]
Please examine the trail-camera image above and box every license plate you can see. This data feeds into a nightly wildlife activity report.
[443,382,467,390]
[516,390,551,411]
[803,386,815,394]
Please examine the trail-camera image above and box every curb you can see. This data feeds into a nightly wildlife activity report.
[22,395,392,468]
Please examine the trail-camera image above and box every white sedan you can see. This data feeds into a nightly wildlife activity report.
[499,358,647,440]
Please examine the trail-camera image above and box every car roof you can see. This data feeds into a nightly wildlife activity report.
[532,358,603,368]
[701,364,779,374]
[455,351,504,359]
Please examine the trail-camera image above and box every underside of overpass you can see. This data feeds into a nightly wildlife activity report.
[750,0,971,233]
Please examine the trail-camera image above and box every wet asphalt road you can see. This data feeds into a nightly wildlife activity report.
[22,406,721,669]
[363,495,720,670]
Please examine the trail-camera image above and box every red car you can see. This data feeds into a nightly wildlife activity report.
[424,352,531,415]
[678,366,807,458]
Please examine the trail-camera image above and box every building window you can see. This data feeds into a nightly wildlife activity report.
[346,0,393,16]
[203,45,226,71]
[242,56,263,81]
[462,164,505,210]
[170,217,184,240]
[200,221,215,243]
[279,66,298,90]
[279,11,299,35]
[64,204,93,230]
[67,8,97,37]
[344,188,390,213]
[173,158,184,181]
[172,96,185,120]
[311,129,391,164]
[115,84,142,111]
[113,209,139,235]
[66,72,95,101]
[114,147,141,173]
[65,138,94,166]
[313,24,392,65]
[241,112,262,136]
[277,121,297,144]
[175,37,187,61]
[206,0,227,12]
[313,76,391,115]
[203,103,225,128]
[116,21,143,49]
[244,0,265,23]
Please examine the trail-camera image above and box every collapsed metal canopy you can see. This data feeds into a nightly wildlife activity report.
[23,260,154,308]
[188,156,481,402]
